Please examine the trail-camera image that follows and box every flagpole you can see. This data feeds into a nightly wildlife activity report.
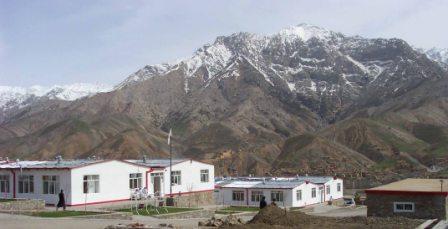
[169,129,172,197]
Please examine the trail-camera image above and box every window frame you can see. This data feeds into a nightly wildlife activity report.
[129,173,142,189]
[232,190,245,201]
[337,183,341,192]
[0,175,9,193]
[200,169,209,183]
[393,202,415,213]
[83,175,100,194]
[296,189,302,201]
[270,190,284,202]
[42,175,60,195]
[311,188,316,198]
[18,175,34,194]
[251,190,263,202]
[326,185,331,195]
[171,171,181,185]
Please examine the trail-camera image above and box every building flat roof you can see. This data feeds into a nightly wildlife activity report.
[125,159,186,168]
[0,158,195,170]
[220,180,307,189]
[366,178,448,193]
[0,160,104,169]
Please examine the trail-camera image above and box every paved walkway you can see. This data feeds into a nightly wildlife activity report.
[0,212,203,229]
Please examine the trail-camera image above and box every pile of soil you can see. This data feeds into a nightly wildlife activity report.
[199,214,244,227]
[226,205,424,229]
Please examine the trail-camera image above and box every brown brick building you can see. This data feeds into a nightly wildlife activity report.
[365,179,448,219]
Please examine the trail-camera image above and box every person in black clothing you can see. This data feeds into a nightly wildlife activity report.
[259,196,267,209]
[56,190,66,211]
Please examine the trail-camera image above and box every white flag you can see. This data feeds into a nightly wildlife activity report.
[167,128,172,145]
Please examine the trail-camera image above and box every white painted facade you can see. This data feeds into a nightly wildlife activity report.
[215,177,343,208]
[0,159,214,206]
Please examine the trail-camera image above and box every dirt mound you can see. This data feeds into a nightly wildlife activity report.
[199,214,244,227]
[249,205,316,226]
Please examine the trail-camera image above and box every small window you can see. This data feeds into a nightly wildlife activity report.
[200,169,209,183]
[271,191,284,202]
[394,202,414,213]
[311,188,316,198]
[251,190,263,202]
[0,175,9,193]
[296,189,302,201]
[326,185,331,195]
[129,173,142,189]
[232,191,244,201]
[337,183,341,192]
[83,175,100,193]
[43,175,60,194]
[18,175,34,193]
[171,171,181,185]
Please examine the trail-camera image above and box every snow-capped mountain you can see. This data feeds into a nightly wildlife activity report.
[118,23,442,119]
[0,83,112,121]
[423,47,448,68]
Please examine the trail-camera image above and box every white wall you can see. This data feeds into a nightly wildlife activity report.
[291,182,321,207]
[160,160,214,197]
[70,160,149,205]
[218,188,295,207]
[0,169,71,205]
[323,178,343,201]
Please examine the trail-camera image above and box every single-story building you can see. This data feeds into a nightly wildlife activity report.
[214,176,343,207]
[365,178,448,219]
[0,158,214,206]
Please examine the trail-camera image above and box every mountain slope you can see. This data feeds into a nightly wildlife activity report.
[1,24,447,183]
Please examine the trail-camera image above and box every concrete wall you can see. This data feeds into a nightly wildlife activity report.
[70,160,149,205]
[366,193,447,219]
[0,199,45,211]
[172,191,214,208]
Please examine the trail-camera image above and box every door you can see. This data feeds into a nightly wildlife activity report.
[319,187,324,203]
[153,176,161,196]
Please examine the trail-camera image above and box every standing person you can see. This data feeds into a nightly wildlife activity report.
[56,190,66,211]
[259,196,267,209]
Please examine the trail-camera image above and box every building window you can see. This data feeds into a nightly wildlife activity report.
[83,175,99,193]
[271,191,284,202]
[326,185,331,195]
[311,188,316,198]
[296,190,302,201]
[394,202,415,213]
[43,175,60,194]
[200,169,209,183]
[251,191,263,202]
[171,171,181,185]
[18,175,34,193]
[129,173,142,189]
[0,175,9,193]
[337,183,341,192]
[232,191,244,201]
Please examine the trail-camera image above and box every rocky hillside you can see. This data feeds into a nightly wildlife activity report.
[1,24,447,184]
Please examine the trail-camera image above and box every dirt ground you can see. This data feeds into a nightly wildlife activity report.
[225,205,425,229]
[0,212,202,229]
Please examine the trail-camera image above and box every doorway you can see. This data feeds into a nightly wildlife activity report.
[151,173,164,196]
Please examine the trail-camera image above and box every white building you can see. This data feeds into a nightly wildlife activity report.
[214,176,343,207]
[0,158,214,206]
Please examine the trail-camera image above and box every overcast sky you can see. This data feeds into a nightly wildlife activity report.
[1,0,447,87]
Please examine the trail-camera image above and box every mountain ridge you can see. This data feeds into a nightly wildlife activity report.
[1,24,448,185]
